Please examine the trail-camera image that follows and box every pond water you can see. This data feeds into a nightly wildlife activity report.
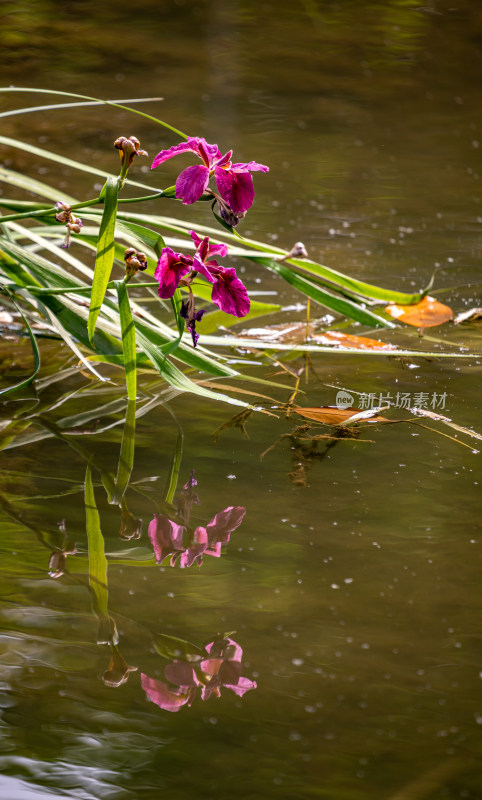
[1,2,482,798]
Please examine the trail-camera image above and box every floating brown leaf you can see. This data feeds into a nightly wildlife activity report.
[385,296,453,328]
[312,330,396,350]
[239,322,395,350]
[294,406,389,425]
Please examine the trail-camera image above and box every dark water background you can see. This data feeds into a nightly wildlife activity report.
[0,1,482,798]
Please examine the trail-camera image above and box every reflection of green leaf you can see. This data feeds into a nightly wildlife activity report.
[165,426,183,505]
[85,462,118,644]
[88,177,119,344]
[153,633,203,662]
[111,400,136,506]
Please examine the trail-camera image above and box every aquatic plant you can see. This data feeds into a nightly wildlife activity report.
[0,88,470,409]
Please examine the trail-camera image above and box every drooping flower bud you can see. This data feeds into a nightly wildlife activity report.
[55,202,83,248]
[124,247,148,280]
[114,136,148,181]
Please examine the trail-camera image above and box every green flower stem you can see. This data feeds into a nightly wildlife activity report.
[0,191,172,224]
[0,196,102,224]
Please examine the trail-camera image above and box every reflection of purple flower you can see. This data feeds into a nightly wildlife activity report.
[148,505,245,568]
[200,637,257,700]
[141,671,198,712]
[141,637,257,712]
[151,136,269,215]
[148,471,245,568]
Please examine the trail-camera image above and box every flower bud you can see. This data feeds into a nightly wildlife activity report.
[114,135,148,173]
[124,247,148,279]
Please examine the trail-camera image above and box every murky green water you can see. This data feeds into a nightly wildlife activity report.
[1,2,482,798]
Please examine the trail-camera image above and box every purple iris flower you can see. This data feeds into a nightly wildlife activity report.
[154,247,193,300]
[151,136,269,215]
[154,231,250,324]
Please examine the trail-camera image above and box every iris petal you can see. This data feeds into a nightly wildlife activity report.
[151,140,200,170]
[211,267,251,317]
[214,167,255,214]
[175,165,210,204]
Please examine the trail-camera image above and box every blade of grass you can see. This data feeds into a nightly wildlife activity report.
[115,280,137,400]
[135,325,249,407]
[0,135,157,193]
[252,257,395,328]
[110,211,422,304]
[0,287,40,395]
[196,333,477,358]
[0,96,163,120]
[88,177,119,345]
[0,166,76,203]
[0,87,188,138]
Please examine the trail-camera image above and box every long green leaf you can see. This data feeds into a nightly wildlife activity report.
[0,96,163,120]
[0,287,41,395]
[109,211,422,305]
[135,326,249,407]
[88,178,119,345]
[0,135,156,193]
[0,87,188,138]
[197,333,478,359]
[111,399,136,505]
[114,219,166,257]
[0,166,76,203]
[257,257,395,328]
[115,280,137,400]
[36,298,108,382]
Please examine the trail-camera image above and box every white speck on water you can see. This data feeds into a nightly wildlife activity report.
[292,658,304,666]
[227,474,236,480]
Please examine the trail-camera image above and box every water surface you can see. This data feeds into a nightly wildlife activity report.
[1,2,482,798]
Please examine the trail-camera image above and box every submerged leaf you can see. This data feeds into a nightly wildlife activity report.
[385,296,453,328]
[294,406,389,425]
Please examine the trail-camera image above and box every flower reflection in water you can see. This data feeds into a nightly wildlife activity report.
[141,636,257,712]
[148,471,246,568]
